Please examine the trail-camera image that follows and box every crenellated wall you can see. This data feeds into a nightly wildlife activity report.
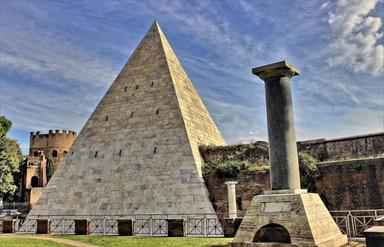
[30,130,76,168]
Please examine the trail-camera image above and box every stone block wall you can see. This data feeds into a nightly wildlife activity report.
[298,132,384,161]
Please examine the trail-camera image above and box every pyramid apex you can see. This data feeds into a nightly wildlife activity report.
[150,20,162,31]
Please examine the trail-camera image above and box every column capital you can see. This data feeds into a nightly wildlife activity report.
[252,60,300,81]
[225,181,238,186]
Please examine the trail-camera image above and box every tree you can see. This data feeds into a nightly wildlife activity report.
[46,155,56,182]
[0,116,22,203]
[0,115,12,138]
[298,151,321,192]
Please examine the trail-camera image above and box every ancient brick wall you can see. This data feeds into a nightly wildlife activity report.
[201,133,384,214]
[204,171,270,216]
[204,158,384,214]
[29,130,76,168]
[315,158,384,210]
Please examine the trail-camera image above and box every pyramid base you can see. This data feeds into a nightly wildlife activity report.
[231,190,348,247]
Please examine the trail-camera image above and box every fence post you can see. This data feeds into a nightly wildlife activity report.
[204,216,207,237]
[150,216,153,236]
[103,217,106,235]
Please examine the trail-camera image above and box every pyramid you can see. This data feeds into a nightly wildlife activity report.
[28,21,225,216]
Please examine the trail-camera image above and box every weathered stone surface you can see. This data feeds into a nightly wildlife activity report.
[27,21,225,217]
[232,191,348,246]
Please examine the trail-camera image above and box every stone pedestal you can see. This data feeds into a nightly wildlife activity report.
[36,219,51,234]
[2,219,17,233]
[364,226,384,247]
[232,61,348,246]
[118,219,133,236]
[74,219,89,235]
[232,190,347,246]
[167,219,184,237]
[374,216,384,226]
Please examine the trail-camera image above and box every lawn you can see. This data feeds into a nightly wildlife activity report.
[60,236,233,247]
[0,238,69,247]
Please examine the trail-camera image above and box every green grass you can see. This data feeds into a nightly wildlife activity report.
[59,236,233,247]
[0,238,69,247]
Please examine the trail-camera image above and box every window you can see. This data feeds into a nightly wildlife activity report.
[124,86,128,92]
[52,150,58,157]
[131,112,134,118]
[31,176,39,187]
[105,115,109,121]
[156,109,159,115]
[135,85,139,90]
[151,82,154,87]
[33,151,39,157]
[153,147,157,154]
[119,149,122,156]
[94,151,98,158]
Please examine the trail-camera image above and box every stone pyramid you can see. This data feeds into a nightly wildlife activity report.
[28,21,226,216]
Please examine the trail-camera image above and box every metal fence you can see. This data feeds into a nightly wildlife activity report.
[13,214,225,237]
[2,210,383,238]
[329,209,384,237]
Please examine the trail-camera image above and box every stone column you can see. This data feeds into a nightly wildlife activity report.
[252,61,301,190]
[225,181,238,219]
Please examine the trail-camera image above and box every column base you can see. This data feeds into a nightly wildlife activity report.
[231,192,348,247]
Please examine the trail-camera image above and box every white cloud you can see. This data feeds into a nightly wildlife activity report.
[320,1,330,9]
[327,0,383,76]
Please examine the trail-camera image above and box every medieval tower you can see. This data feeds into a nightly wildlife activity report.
[27,21,226,217]
[22,130,76,205]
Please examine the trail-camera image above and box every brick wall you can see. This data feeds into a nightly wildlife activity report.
[204,170,270,216]
[204,158,384,215]
[315,158,384,210]
[29,130,76,168]
[201,133,384,215]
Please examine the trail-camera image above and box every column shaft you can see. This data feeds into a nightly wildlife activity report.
[265,76,300,190]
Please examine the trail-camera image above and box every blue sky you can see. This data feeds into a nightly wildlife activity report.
[1,0,383,154]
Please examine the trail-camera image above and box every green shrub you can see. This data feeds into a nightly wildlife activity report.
[298,151,320,192]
